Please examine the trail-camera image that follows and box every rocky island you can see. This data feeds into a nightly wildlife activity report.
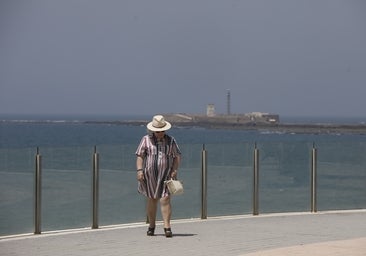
[85,112,366,135]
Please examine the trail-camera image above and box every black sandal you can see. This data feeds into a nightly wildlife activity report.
[147,227,155,236]
[164,228,173,238]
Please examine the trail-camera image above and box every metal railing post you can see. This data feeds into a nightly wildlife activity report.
[201,144,207,219]
[253,143,259,215]
[92,146,99,229]
[311,143,317,213]
[34,147,42,234]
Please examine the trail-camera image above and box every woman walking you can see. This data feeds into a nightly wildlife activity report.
[135,115,181,237]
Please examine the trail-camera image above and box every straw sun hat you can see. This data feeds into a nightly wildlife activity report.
[147,115,172,132]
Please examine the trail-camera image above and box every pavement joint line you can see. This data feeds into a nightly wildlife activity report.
[1,209,365,242]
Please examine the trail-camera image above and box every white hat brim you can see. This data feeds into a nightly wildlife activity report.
[147,121,171,132]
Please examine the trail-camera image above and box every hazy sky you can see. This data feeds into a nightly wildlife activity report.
[1,0,366,117]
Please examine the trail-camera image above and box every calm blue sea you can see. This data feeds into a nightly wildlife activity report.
[1,114,365,236]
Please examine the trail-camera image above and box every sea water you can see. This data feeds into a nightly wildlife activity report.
[0,115,365,236]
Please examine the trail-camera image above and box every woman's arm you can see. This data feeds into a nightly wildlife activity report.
[170,154,181,179]
[136,155,144,181]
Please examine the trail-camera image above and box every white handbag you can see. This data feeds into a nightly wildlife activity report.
[165,179,184,195]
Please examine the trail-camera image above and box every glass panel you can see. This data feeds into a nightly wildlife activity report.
[0,148,34,236]
[41,146,92,232]
[98,144,145,225]
[317,141,366,210]
[258,142,312,213]
[171,144,202,219]
[98,143,203,225]
[206,143,252,216]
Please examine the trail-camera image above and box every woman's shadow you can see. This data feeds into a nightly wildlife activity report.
[156,233,197,237]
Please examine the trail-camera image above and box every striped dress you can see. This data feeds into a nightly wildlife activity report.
[135,134,181,199]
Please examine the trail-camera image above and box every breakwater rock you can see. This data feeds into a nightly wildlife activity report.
[84,117,366,135]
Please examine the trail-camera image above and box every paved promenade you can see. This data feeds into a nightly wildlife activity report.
[1,210,365,256]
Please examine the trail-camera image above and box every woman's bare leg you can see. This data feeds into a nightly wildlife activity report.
[160,196,171,228]
[147,198,158,227]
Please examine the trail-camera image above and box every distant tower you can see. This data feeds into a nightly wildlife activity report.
[227,89,231,115]
[207,104,215,117]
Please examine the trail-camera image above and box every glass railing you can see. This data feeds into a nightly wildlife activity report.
[0,141,365,236]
